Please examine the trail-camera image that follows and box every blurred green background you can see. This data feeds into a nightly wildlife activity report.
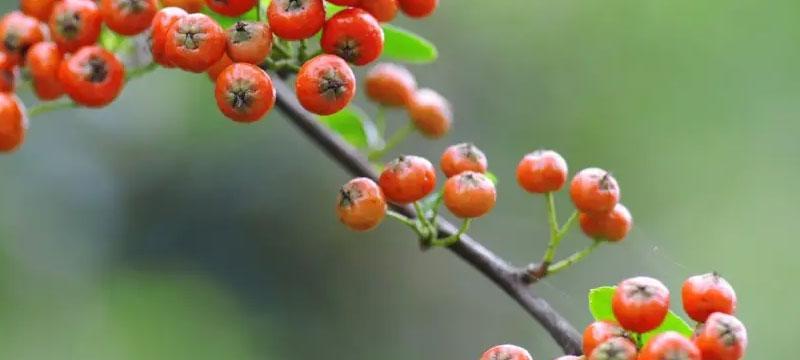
[0,0,795,358]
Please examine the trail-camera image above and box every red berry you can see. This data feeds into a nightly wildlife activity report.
[612,276,670,333]
[58,46,126,108]
[0,93,27,152]
[206,0,257,17]
[206,52,233,81]
[378,155,436,204]
[570,168,620,214]
[639,332,700,360]
[226,21,272,64]
[337,177,387,231]
[0,11,44,65]
[267,0,326,41]
[150,7,188,68]
[443,171,496,219]
[479,344,532,360]
[164,13,226,72]
[397,0,437,18]
[0,51,15,93]
[321,8,384,66]
[358,0,399,22]
[26,42,64,100]
[516,150,568,193]
[100,0,158,36]
[214,63,276,123]
[295,54,356,115]
[49,0,102,53]
[694,313,747,360]
[440,142,488,178]
[588,337,637,360]
[583,321,627,357]
[578,203,633,242]
[21,0,59,22]
[365,62,416,107]
[408,88,452,138]
[681,273,737,323]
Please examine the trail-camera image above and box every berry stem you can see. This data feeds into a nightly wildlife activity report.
[413,201,436,242]
[387,209,423,237]
[432,218,471,247]
[374,106,387,138]
[557,210,579,238]
[546,240,602,276]
[368,122,415,161]
[298,39,309,62]
[271,39,293,59]
[429,189,445,225]
[28,100,77,117]
[540,192,561,267]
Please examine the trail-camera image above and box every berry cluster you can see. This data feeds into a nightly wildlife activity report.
[0,0,439,152]
[480,273,747,360]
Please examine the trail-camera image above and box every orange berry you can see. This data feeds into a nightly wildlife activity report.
[365,62,416,107]
[407,88,451,138]
[336,177,387,231]
[443,171,496,219]
[516,150,568,193]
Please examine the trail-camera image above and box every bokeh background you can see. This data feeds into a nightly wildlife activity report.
[0,0,796,358]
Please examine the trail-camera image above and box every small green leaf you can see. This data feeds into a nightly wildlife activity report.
[485,171,498,185]
[325,3,345,16]
[203,6,260,29]
[381,24,438,63]
[587,286,694,346]
[418,190,444,214]
[100,27,126,52]
[318,106,380,149]
[588,286,617,321]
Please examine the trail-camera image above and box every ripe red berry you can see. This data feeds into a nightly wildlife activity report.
[267,0,326,41]
[26,42,64,100]
[570,168,620,214]
[226,21,272,64]
[215,63,276,123]
[358,0,399,22]
[365,63,416,107]
[583,321,628,357]
[164,13,226,72]
[479,344,532,360]
[681,273,737,324]
[0,93,26,152]
[440,142,488,178]
[408,88,452,138]
[160,0,205,13]
[321,8,384,66]
[578,203,633,242]
[443,171,496,219]
[588,337,637,360]
[0,11,44,65]
[639,332,700,360]
[206,0,257,17]
[337,177,387,231]
[378,155,436,204]
[100,0,158,36]
[612,276,670,333]
[295,54,356,115]
[150,7,188,68]
[694,313,747,360]
[0,52,15,93]
[49,0,102,53]
[397,0,437,18]
[58,46,126,108]
[21,0,59,22]
[516,150,568,193]
[206,52,233,81]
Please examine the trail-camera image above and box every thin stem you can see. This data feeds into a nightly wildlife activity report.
[432,219,471,247]
[272,39,293,59]
[387,210,422,237]
[546,241,602,276]
[374,106,387,139]
[298,39,308,62]
[541,192,561,266]
[126,62,158,81]
[28,100,77,117]
[558,210,579,238]
[256,0,262,21]
[368,122,415,161]
[429,189,445,225]
[413,201,436,242]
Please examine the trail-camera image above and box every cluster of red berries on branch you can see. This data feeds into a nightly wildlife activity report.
[337,147,632,278]
[0,0,439,153]
[480,273,746,360]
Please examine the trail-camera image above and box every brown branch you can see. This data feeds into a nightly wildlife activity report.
[272,78,582,355]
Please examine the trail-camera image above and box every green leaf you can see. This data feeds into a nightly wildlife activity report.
[485,171,498,185]
[202,5,260,29]
[587,286,694,345]
[100,27,126,52]
[381,24,438,63]
[325,3,346,16]
[318,106,380,149]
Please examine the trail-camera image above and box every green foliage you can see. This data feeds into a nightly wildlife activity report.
[99,27,127,52]
[381,24,438,63]
[587,286,694,344]
[319,106,381,149]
